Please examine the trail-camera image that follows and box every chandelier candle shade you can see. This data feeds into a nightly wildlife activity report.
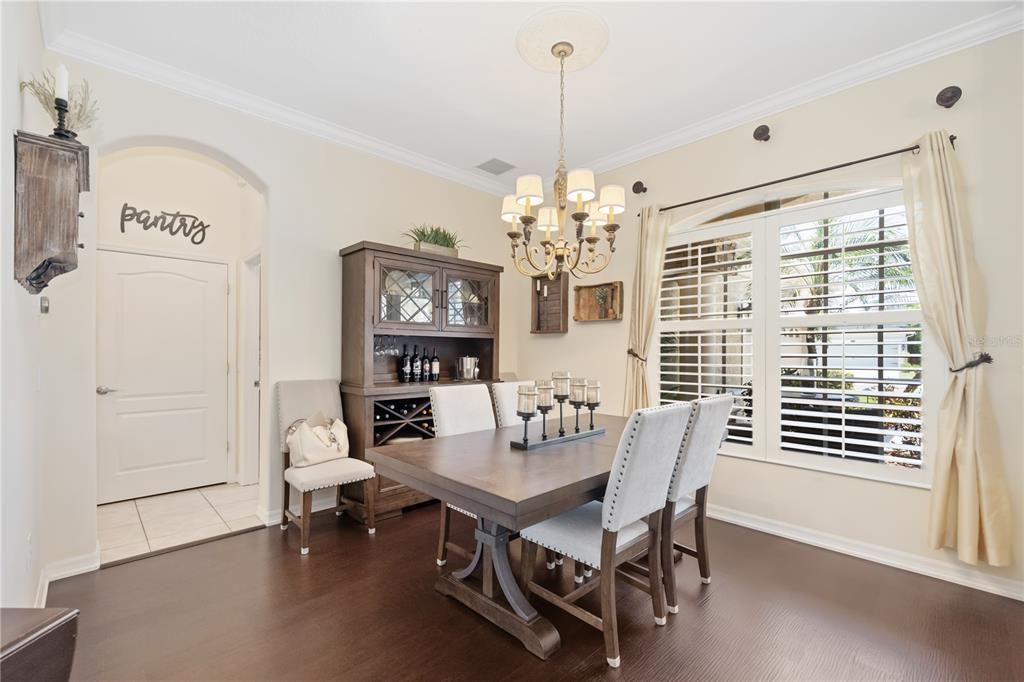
[502,41,624,279]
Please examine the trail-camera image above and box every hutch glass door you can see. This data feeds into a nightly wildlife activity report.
[443,269,494,333]
[376,258,440,330]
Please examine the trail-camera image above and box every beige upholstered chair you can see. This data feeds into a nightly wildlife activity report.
[519,403,692,668]
[277,380,376,555]
[429,384,496,566]
[661,394,733,611]
[490,381,534,427]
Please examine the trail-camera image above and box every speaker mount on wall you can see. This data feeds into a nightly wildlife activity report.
[936,86,962,109]
[753,125,771,142]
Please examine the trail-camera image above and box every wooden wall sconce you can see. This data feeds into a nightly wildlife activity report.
[531,272,569,334]
[14,130,90,294]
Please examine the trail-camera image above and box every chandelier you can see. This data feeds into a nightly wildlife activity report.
[500,41,624,280]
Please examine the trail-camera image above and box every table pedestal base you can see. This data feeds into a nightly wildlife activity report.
[434,518,561,660]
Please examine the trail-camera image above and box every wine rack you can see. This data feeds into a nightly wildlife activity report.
[372,397,435,446]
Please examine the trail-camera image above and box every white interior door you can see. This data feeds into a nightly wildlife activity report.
[97,250,229,503]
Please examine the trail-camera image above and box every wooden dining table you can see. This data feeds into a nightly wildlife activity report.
[366,414,627,660]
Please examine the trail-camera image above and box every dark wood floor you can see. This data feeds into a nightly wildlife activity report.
[48,502,1023,681]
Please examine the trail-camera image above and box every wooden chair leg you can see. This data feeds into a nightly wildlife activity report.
[335,485,344,517]
[364,477,376,535]
[300,491,313,555]
[436,503,452,566]
[662,501,678,613]
[600,530,620,668]
[519,540,537,595]
[545,548,556,570]
[280,481,290,530]
[695,486,710,583]
[648,511,667,626]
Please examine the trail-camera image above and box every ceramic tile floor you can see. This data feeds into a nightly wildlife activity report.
[97,484,262,564]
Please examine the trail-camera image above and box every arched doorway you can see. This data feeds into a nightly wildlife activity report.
[93,142,268,562]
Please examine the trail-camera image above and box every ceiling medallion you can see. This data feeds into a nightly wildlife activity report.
[501,29,623,280]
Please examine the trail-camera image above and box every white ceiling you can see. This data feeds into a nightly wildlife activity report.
[41,2,1021,194]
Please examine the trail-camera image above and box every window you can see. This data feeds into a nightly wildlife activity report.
[655,189,933,486]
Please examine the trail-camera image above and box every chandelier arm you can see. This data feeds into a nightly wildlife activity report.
[523,242,555,272]
[573,251,610,276]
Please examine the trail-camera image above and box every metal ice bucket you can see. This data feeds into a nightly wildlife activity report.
[457,356,479,381]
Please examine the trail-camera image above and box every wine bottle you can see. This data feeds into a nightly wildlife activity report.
[399,344,410,383]
[411,345,421,382]
[430,347,440,382]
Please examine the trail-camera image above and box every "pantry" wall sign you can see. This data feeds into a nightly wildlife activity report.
[120,203,211,246]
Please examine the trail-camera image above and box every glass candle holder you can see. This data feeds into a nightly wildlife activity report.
[536,379,554,408]
[517,385,538,415]
[552,371,571,399]
[586,380,601,406]
[570,378,587,404]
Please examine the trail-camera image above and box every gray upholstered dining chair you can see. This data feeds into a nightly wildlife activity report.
[661,394,733,611]
[277,380,377,555]
[429,384,496,566]
[518,402,692,669]
[490,380,534,427]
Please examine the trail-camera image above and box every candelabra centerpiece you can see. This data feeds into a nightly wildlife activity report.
[511,373,603,451]
[500,41,625,280]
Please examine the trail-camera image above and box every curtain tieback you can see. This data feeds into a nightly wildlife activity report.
[627,349,647,364]
[949,352,993,373]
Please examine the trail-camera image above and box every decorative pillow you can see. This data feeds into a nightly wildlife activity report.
[286,413,350,467]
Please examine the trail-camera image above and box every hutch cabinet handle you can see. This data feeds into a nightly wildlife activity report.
[442,290,448,309]
[433,288,440,309]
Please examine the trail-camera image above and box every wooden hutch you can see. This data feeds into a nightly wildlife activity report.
[338,241,502,522]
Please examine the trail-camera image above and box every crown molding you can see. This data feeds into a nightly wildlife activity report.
[39,24,509,196]
[587,5,1024,175]
[38,4,1020,192]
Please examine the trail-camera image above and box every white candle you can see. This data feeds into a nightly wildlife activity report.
[552,372,571,398]
[570,378,587,403]
[536,380,554,408]
[55,64,69,101]
[586,380,601,405]
[517,385,538,415]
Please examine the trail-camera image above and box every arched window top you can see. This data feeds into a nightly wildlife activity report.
[700,189,878,226]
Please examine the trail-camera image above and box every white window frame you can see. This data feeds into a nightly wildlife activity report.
[654,188,939,489]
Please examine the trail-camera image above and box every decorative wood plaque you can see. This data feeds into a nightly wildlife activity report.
[531,272,568,334]
[13,131,90,294]
[573,281,623,322]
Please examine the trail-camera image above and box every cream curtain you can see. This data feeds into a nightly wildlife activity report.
[624,206,669,414]
[903,130,1012,566]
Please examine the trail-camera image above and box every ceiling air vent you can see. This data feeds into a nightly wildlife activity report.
[475,158,516,175]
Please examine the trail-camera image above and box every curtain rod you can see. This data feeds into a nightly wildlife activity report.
[653,134,957,214]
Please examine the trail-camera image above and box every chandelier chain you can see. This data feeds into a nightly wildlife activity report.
[558,54,566,167]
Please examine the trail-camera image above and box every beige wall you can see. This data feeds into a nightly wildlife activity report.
[98,146,263,261]
[517,34,1023,592]
[1,0,52,607]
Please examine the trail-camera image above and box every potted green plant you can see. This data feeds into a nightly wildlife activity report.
[404,224,465,258]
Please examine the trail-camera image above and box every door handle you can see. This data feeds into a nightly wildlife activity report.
[96,386,118,395]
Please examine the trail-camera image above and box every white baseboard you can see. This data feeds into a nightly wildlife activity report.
[34,570,50,608]
[708,504,1024,602]
[34,548,102,607]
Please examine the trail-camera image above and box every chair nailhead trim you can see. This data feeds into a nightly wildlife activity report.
[288,472,375,492]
